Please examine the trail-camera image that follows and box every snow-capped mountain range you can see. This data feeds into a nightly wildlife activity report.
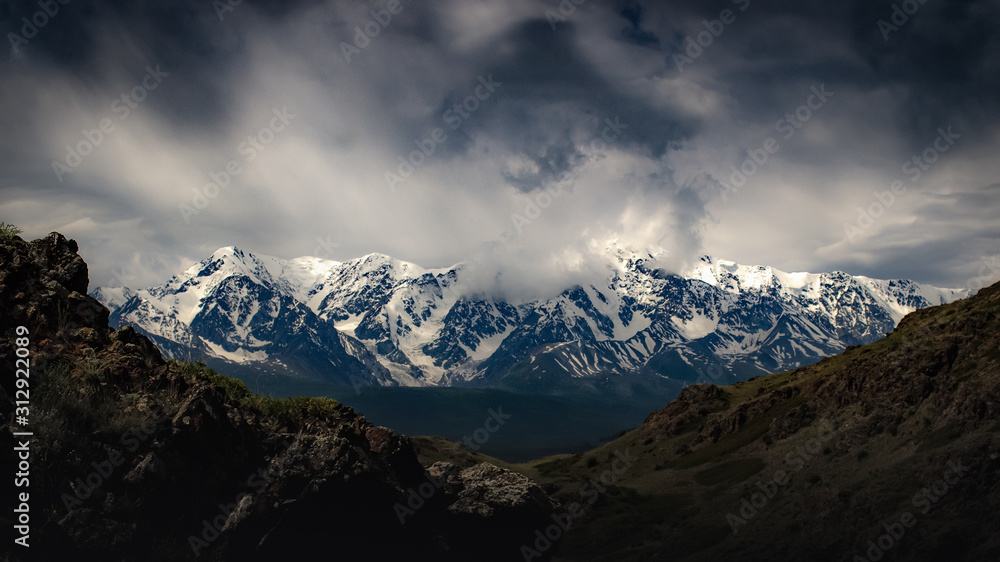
[91,245,969,398]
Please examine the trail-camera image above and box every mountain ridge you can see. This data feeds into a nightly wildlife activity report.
[92,245,969,398]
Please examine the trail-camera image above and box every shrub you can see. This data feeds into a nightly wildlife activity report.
[0,222,22,240]
[170,359,253,400]
[169,359,342,427]
[257,395,343,426]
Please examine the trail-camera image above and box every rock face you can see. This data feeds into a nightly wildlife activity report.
[438,462,558,556]
[0,232,109,346]
[641,383,728,438]
[0,233,558,561]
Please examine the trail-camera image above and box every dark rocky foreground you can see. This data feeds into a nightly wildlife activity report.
[0,233,558,561]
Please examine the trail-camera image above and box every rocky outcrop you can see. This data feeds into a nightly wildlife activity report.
[696,386,800,445]
[640,383,727,438]
[0,232,108,346]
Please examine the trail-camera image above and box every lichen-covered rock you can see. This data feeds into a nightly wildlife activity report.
[448,463,554,518]
[0,232,109,346]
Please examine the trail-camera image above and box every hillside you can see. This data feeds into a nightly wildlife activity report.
[513,275,1000,560]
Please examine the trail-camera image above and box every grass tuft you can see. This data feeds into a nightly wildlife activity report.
[0,221,22,240]
[169,359,342,427]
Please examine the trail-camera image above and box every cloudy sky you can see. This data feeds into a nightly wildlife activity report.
[2,0,998,298]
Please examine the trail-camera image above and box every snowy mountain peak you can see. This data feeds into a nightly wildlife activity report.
[212,246,245,259]
[688,255,777,292]
[93,247,970,397]
[601,238,670,270]
[340,252,440,281]
[90,286,136,311]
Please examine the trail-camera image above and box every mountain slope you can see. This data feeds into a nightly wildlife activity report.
[93,246,968,398]
[516,278,1000,561]
[104,247,394,388]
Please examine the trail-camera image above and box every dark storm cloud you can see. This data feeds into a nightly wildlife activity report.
[1,0,249,129]
[0,0,997,293]
[649,0,1000,145]
[375,15,696,191]
[482,18,695,157]
[617,2,661,47]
